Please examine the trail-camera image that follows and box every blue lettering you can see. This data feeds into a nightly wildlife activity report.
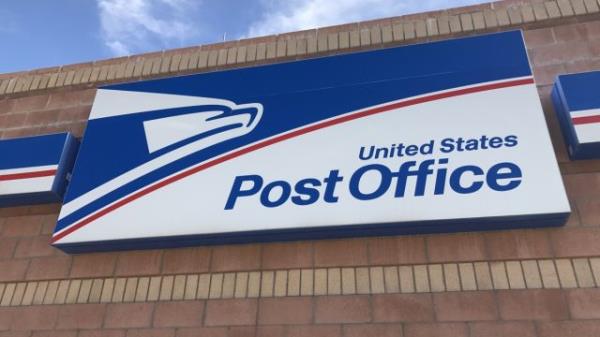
[291,178,322,205]
[504,135,518,147]
[350,164,392,200]
[449,165,484,194]
[225,175,263,210]
[260,181,291,207]
[323,170,343,203]
[224,159,524,209]
[487,162,522,191]
[439,138,455,153]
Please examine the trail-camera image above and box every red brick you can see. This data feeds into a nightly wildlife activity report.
[161,247,210,274]
[46,90,96,109]
[177,327,228,337]
[256,326,286,337]
[228,326,256,337]
[31,331,77,337]
[0,114,26,129]
[287,325,342,337]
[577,198,600,226]
[256,325,298,337]
[530,40,593,67]
[25,110,60,126]
[567,289,600,319]
[563,172,600,199]
[368,236,427,265]
[70,252,117,278]
[78,331,126,337]
[0,260,28,281]
[484,229,552,260]
[344,324,403,337]
[470,321,536,337]
[153,301,204,327]
[26,256,71,280]
[0,332,34,337]
[67,120,87,137]
[40,216,60,235]
[261,241,313,269]
[258,297,312,325]
[0,307,15,330]
[583,40,600,59]
[26,204,60,216]
[314,295,371,323]
[565,200,582,227]
[314,239,368,267]
[372,293,434,322]
[104,303,154,328]
[210,244,261,272]
[11,306,59,330]
[497,289,568,320]
[11,95,49,112]
[1,215,44,237]
[404,322,468,337]
[55,304,105,329]
[35,124,65,136]
[565,58,600,75]
[0,127,39,139]
[550,227,600,257]
[533,63,567,86]
[524,28,555,47]
[115,250,162,276]
[433,292,498,321]
[58,105,91,122]
[205,299,257,326]
[125,329,175,337]
[537,320,600,337]
[585,21,600,38]
[561,160,600,175]
[0,238,17,259]
[553,23,592,42]
[0,99,15,115]
[79,88,96,105]
[426,232,486,263]
[14,235,56,258]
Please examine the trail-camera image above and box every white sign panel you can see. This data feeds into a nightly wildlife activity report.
[52,31,570,253]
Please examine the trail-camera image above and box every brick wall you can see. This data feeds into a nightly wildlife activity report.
[1,0,600,336]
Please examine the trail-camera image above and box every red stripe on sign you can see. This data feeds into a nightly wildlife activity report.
[572,115,600,125]
[0,169,57,181]
[52,77,535,243]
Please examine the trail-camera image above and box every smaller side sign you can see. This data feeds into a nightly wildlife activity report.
[0,133,79,207]
[552,71,600,160]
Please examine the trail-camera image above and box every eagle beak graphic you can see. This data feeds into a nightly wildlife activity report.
[143,102,263,154]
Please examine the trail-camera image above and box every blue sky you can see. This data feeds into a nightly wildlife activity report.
[0,0,491,74]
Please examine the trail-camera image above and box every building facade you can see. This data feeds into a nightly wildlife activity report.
[1,0,600,336]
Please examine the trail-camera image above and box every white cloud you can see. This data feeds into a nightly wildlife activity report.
[247,0,488,38]
[97,0,199,56]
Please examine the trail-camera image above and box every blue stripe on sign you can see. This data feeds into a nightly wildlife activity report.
[0,133,79,208]
[55,77,533,235]
[552,70,600,160]
[107,30,532,98]
[0,133,71,170]
[555,71,600,111]
[64,30,532,203]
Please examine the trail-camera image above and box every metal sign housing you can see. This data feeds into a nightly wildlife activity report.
[0,133,79,207]
[552,71,600,160]
[52,31,570,253]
